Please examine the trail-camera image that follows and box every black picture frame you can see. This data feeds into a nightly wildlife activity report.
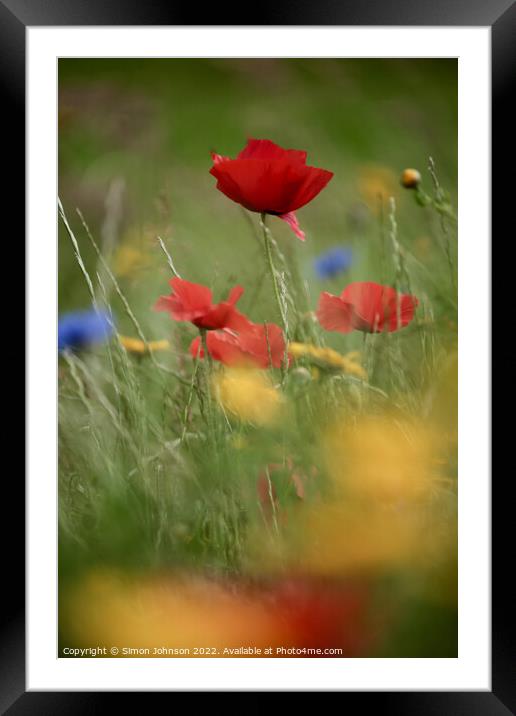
[4,0,508,710]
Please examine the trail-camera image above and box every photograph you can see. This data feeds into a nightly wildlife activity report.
[56,57,459,659]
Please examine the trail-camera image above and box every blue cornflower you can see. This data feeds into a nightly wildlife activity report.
[314,246,353,280]
[58,309,114,352]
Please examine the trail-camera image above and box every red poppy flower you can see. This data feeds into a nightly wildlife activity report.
[154,277,251,331]
[269,579,371,655]
[210,139,334,241]
[317,281,418,334]
[190,322,285,369]
[257,458,317,522]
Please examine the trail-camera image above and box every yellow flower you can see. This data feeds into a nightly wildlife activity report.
[298,502,426,574]
[247,415,453,578]
[59,571,295,656]
[246,496,453,578]
[112,245,151,278]
[112,223,172,278]
[358,165,398,213]
[322,415,438,503]
[212,367,283,426]
[289,342,367,380]
[118,335,170,354]
[245,410,455,580]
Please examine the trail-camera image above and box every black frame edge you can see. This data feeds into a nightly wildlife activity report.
[1,0,26,713]
[9,0,509,710]
[492,3,516,713]
[0,0,515,26]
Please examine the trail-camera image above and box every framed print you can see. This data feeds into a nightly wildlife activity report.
[4,0,509,709]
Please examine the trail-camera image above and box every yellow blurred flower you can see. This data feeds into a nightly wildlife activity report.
[244,410,455,578]
[289,342,367,380]
[60,570,373,656]
[118,335,170,354]
[322,415,438,502]
[112,224,172,278]
[299,503,425,573]
[247,417,454,578]
[60,571,294,656]
[112,245,151,278]
[246,494,453,578]
[358,165,398,213]
[212,367,283,426]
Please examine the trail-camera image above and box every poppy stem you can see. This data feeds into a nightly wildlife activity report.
[199,328,215,432]
[260,214,290,373]
[200,328,213,370]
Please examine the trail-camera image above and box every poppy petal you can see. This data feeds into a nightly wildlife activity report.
[199,303,251,332]
[226,285,244,305]
[339,282,418,332]
[156,278,213,322]
[316,292,355,333]
[209,162,248,208]
[207,331,256,367]
[386,293,419,331]
[238,138,307,164]
[286,166,334,212]
[170,278,212,311]
[341,282,386,331]
[279,212,306,241]
[237,323,285,368]
[153,295,174,313]
[211,159,332,215]
[210,159,293,213]
[211,152,230,165]
[189,336,204,359]
[190,322,285,369]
